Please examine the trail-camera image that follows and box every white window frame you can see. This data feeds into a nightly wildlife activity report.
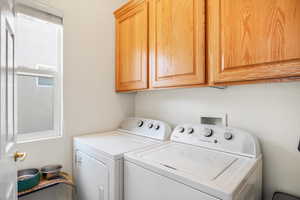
[15,2,64,143]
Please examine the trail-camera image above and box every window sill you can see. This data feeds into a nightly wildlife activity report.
[17,130,62,144]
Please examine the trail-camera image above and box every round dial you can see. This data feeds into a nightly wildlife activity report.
[155,124,160,130]
[203,128,213,137]
[187,128,194,134]
[224,132,233,140]
[148,123,154,129]
[137,120,144,127]
[178,127,185,133]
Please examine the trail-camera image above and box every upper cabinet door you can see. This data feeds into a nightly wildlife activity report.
[149,0,206,88]
[115,0,148,92]
[208,0,300,84]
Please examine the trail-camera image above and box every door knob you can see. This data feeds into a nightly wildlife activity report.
[14,152,27,162]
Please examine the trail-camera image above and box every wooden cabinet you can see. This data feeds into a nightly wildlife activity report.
[149,0,206,88]
[114,0,148,92]
[115,0,300,92]
[208,0,300,84]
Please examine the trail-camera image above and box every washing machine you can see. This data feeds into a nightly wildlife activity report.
[73,118,172,200]
[124,124,262,200]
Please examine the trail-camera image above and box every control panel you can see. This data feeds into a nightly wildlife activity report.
[171,124,261,158]
[119,118,172,141]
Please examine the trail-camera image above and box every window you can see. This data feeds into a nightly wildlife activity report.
[36,65,55,87]
[15,5,63,143]
[37,77,54,87]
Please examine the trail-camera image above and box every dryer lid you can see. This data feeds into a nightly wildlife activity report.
[74,131,160,159]
[137,143,238,181]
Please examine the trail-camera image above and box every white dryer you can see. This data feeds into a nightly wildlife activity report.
[124,124,262,200]
[73,118,172,200]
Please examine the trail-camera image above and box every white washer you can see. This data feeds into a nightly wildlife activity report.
[124,124,262,200]
[73,118,172,200]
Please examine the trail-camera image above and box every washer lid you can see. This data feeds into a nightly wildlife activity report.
[138,143,238,181]
[125,142,259,199]
[74,131,160,160]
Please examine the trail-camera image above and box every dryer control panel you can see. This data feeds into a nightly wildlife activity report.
[171,124,261,158]
[119,118,172,141]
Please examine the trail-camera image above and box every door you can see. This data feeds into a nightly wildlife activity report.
[115,0,148,92]
[149,0,206,88]
[208,0,300,84]
[0,1,24,199]
[74,151,109,200]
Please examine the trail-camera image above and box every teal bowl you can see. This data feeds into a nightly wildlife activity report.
[18,169,41,192]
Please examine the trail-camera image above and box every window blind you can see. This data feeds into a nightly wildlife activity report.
[15,0,63,25]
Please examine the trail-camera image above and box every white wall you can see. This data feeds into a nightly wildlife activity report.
[17,0,133,173]
[135,82,300,200]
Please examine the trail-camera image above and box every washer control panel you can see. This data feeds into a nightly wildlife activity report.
[119,118,172,141]
[171,124,261,158]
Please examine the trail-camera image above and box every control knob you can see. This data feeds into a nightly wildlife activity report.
[155,124,160,130]
[187,128,194,134]
[178,127,185,133]
[224,132,233,140]
[148,123,154,129]
[203,128,213,137]
[137,120,144,127]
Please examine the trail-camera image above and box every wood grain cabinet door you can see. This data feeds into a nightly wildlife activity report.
[149,0,206,88]
[208,0,300,84]
[115,0,148,92]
